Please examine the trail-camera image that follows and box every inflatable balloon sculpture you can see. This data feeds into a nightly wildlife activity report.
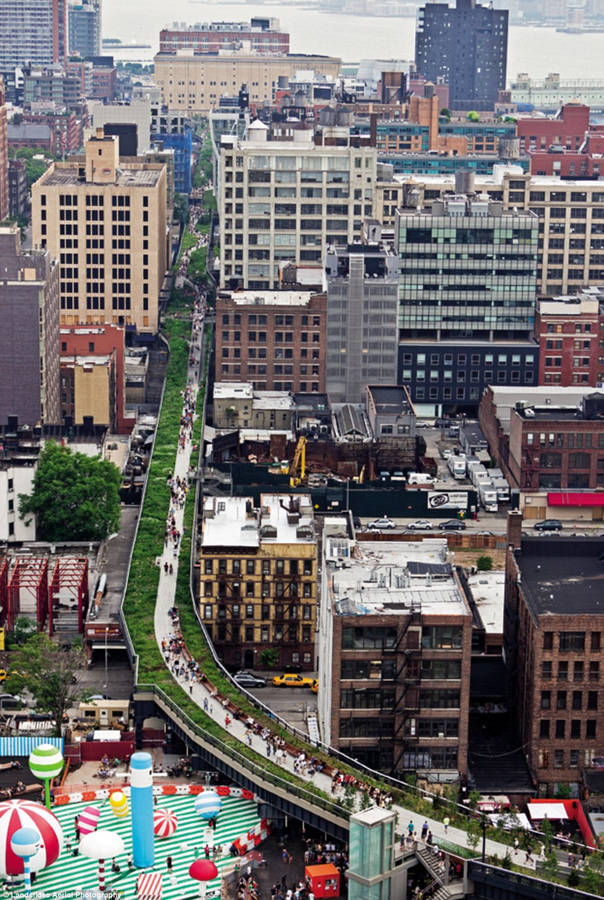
[194,791,221,821]
[79,829,124,894]
[189,858,218,899]
[153,808,178,839]
[0,799,63,879]
[10,827,40,898]
[28,744,64,810]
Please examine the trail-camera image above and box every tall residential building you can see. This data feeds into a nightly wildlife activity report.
[505,529,604,792]
[536,291,601,388]
[0,77,8,222]
[0,0,67,72]
[324,241,399,403]
[318,526,472,776]
[218,122,377,290]
[215,289,327,392]
[68,0,101,58]
[0,224,60,426]
[415,0,508,109]
[199,494,317,672]
[396,190,539,414]
[31,129,168,336]
[159,18,289,54]
[153,50,340,114]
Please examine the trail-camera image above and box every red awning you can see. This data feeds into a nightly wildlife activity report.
[548,492,604,507]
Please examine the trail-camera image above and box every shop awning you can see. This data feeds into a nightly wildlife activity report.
[527,802,568,820]
[548,492,604,507]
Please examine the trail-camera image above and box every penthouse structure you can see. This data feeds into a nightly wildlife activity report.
[199,494,317,672]
[318,525,472,778]
[159,18,289,54]
[31,129,168,335]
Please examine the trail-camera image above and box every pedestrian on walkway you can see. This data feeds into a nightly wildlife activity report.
[421,821,428,841]
[443,816,450,834]
[407,820,414,838]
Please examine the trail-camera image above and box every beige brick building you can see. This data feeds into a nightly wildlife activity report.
[153,49,340,114]
[31,129,168,335]
[199,494,317,672]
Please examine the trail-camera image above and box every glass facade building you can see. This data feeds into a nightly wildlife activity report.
[396,195,540,413]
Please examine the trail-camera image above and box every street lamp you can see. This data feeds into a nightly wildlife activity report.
[480,814,488,862]
[103,627,109,690]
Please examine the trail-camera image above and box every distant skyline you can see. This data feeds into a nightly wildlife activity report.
[104,0,604,80]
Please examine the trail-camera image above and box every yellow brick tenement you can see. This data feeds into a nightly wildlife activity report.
[199,493,317,672]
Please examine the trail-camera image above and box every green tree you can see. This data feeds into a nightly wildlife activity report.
[568,868,580,888]
[258,648,279,669]
[540,816,553,850]
[19,441,121,541]
[582,852,604,896]
[477,555,493,571]
[466,818,481,851]
[468,789,481,809]
[6,633,87,736]
[440,108,451,121]
[541,849,560,882]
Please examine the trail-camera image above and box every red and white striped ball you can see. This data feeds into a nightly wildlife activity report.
[0,799,63,876]
[153,808,178,839]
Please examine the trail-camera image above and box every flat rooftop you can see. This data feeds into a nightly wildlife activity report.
[41,166,162,188]
[367,385,413,415]
[214,381,253,400]
[202,493,314,549]
[467,570,505,635]
[514,405,587,421]
[327,537,469,617]
[515,537,604,618]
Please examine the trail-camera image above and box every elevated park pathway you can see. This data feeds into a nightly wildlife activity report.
[127,285,530,872]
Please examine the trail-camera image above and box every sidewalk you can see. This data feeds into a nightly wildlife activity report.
[150,299,533,871]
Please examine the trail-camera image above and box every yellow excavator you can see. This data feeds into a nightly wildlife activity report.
[289,435,307,487]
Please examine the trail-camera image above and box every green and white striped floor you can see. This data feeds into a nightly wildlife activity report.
[14,794,261,899]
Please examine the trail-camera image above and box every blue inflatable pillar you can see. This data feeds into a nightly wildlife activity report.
[130,751,155,868]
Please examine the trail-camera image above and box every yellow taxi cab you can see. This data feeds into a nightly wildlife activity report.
[310,679,318,694]
[272,673,315,688]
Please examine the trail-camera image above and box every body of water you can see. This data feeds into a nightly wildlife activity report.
[103,0,604,82]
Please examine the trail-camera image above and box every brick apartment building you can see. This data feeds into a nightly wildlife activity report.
[59,323,135,433]
[215,290,326,392]
[318,525,472,777]
[535,291,601,387]
[516,102,590,154]
[505,522,604,793]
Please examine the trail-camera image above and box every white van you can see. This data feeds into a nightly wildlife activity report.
[407,472,435,487]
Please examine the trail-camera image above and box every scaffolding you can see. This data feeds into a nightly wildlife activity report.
[49,557,89,636]
[7,558,49,633]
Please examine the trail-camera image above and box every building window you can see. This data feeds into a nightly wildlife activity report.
[571,720,581,739]
[572,691,582,710]
[539,719,550,738]
[554,750,564,769]
[540,691,551,710]
[559,631,585,652]
[543,632,553,650]
[586,720,597,739]
[588,691,598,710]
[556,690,567,710]
[592,632,601,652]
[542,661,552,679]
[555,720,565,739]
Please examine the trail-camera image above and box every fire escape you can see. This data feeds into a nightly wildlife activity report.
[380,601,423,776]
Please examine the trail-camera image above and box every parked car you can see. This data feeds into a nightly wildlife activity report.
[234,672,266,688]
[440,448,452,460]
[406,520,433,531]
[367,517,396,531]
[438,519,467,531]
[533,519,562,532]
[272,673,315,688]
